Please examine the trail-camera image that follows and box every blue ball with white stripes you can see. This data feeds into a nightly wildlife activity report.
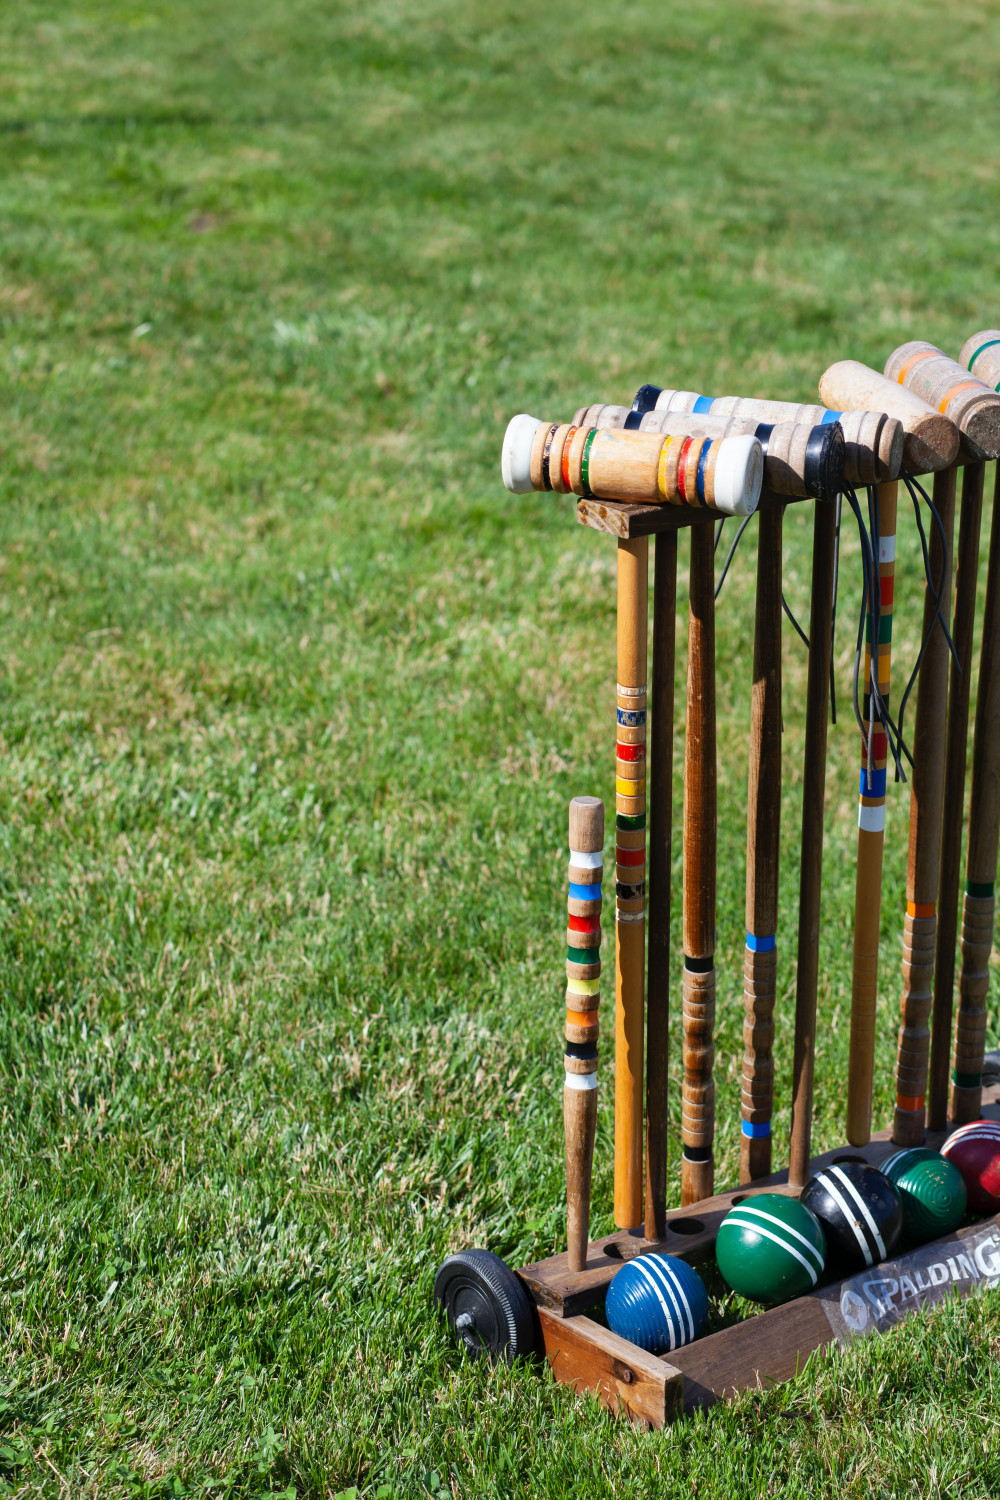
[800,1162,903,1274]
[605,1253,708,1354]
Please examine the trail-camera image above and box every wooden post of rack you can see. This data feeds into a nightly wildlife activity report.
[681,524,717,1206]
[788,498,838,1189]
[740,506,783,1181]
[614,537,648,1230]
[892,466,957,1145]
[645,532,677,1241]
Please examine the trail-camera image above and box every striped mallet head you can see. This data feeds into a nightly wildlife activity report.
[631,383,903,486]
[571,401,845,501]
[819,359,959,474]
[501,414,762,517]
[884,342,1000,460]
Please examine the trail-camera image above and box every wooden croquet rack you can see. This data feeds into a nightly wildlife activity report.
[518,1080,1000,1426]
[505,484,1000,1424]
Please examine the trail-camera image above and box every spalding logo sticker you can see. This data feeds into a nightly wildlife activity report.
[822,1217,1000,1343]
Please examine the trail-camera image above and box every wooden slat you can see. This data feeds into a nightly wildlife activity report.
[537,1308,684,1426]
[518,1085,1000,1317]
[575,489,789,539]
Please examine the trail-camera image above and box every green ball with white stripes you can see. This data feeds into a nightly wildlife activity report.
[716,1193,827,1306]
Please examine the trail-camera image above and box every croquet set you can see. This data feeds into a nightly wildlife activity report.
[433,336,1000,1424]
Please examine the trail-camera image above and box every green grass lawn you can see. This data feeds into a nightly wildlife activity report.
[2,0,1000,1494]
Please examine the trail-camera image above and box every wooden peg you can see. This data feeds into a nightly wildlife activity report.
[565,796,604,1273]
[819,360,960,474]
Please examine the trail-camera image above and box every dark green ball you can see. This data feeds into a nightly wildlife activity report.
[715,1193,827,1306]
[890,1156,967,1245]
[880,1146,940,1184]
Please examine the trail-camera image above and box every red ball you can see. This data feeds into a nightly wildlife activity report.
[941,1120,1000,1215]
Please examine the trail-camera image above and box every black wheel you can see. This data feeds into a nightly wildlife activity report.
[433,1249,538,1365]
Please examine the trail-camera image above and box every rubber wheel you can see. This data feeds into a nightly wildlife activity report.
[433,1249,538,1364]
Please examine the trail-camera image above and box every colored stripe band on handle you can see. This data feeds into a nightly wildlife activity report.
[821,409,843,424]
[896,1094,925,1112]
[968,338,1000,369]
[684,954,714,974]
[676,437,695,505]
[906,901,935,918]
[616,812,646,831]
[953,1070,982,1088]
[696,439,710,502]
[569,849,602,869]
[579,426,597,495]
[692,394,715,414]
[895,350,935,385]
[938,381,982,413]
[569,881,602,901]
[656,435,676,502]
[565,1072,598,1091]
[560,427,578,490]
[567,944,599,964]
[617,707,647,727]
[858,804,885,832]
[745,932,776,953]
[566,1007,598,1027]
[683,1147,712,1163]
[567,976,600,996]
[568,914,601,932]
[616,682,647,697]
[967,880,995,898]
[616,741,646,761]
[859,767,888,798]
[741,1120,772,1138]
[617,776,646,797]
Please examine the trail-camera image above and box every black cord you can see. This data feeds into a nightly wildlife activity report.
[715,513,753,600]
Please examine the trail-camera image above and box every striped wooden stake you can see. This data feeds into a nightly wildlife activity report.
[614,537,647,1230]
[846,480,898,1147]
[681,523,717,1206]
[740,505,783,1182]
[565,796,604,1272]
[951,463,1000,1125]
[788,498,838,1189]
[892,467,957,1146]
[644,531,677,1243]
[929,462,986,1130]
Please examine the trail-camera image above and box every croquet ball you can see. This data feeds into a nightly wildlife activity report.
[889,1156,967,1244]
[800,1162,902,1273]
[715,1194,827,1306]
[879,1146,940,1185]
[604,1253,708,1355]
[941,1120,1000,1215]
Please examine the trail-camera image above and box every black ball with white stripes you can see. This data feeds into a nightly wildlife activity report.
[800,1162,904,1275]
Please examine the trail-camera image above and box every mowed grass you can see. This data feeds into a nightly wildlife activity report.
[1,0,1000,1494]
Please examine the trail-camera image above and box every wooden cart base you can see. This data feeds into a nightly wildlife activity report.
[519,1090,1000,1425]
